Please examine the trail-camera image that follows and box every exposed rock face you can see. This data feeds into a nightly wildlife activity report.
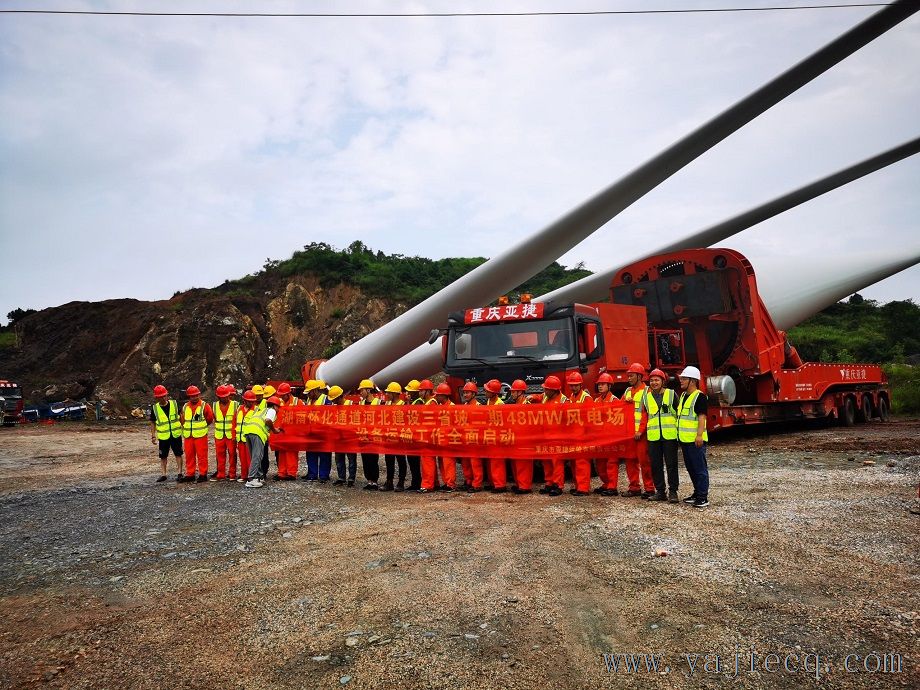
[0,277,405,410]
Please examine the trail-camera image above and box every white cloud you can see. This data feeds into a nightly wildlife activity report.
[1,1,918,326]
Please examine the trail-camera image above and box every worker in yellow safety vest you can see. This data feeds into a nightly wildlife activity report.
[677,366,710,509]
[242,396,281,488]
[213,385,239,481]
[235,390,257,482]
[149,384,183,483]
[643,368,680,503]
[180,385,214,483]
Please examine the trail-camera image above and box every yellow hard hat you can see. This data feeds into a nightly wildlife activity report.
[385,382,402,394]
[328,385,344,401]
[251,384,264,396]
[405,379,420,393]
[262,384,276,397]
[305,379,321,392]
[316,379,327,389]
[358,379,375,390]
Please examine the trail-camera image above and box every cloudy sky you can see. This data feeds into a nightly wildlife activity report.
[1,0,918,327]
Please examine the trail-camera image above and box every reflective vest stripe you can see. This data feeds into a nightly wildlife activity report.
[235,406,254,442]
[182,403,209,439]
[645,389,677,441]
[570,390,591,403]
[487,398,504,405]
[677,389,709,443]
[624,386,647,433]
[541,394,569,404]
[242,407,269,443]
[153,400,182,440]
[214,400,238,440]
[313,395,328,406]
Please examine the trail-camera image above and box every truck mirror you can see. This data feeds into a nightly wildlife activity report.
[583,322,599,356]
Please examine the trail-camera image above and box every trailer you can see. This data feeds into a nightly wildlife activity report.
[438,248,890,431]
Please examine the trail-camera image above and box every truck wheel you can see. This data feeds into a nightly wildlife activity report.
[858,396,872,423]
[878,397,890,422]
[839,397,856,427]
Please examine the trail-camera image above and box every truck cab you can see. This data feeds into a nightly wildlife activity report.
[441,300,648,397]
[0,380,24,425]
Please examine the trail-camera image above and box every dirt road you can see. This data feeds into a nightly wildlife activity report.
[1,420,917,689]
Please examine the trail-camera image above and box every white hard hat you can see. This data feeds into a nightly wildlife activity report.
[679,365,701,380]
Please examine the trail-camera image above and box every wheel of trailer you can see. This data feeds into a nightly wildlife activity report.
[878,396,890,422]
[839,397,856,427]
[858,395,873,423]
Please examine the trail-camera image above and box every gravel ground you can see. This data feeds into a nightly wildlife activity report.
[0,420,918,689]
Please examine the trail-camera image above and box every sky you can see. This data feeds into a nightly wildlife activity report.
[1,0,918,328]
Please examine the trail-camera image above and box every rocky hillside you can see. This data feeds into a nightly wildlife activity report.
[0,275,404,411]
[0,243,593,413]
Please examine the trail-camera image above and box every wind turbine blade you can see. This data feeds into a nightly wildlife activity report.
[372,138,920,382]
[756,251,920,331]
[318,1,918,389]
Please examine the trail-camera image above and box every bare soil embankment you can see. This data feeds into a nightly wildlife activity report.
[0,420,918,689]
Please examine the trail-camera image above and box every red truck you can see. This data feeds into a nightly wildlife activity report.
[0,379,24,426]
[439,248,890,431]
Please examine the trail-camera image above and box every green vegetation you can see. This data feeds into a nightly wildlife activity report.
[883,364,920,415]
[0,331,16,349]
[239,241,591,307]
[789,295,920,413]
[788,294,919,364]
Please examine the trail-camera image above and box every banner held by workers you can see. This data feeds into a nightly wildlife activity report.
[271,402,635,459]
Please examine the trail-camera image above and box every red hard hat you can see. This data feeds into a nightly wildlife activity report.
[436,383,452,395]
[511,379,527,392]
[215,385,228,397]
[648,368,667,381]
[627,362,646,376]
[462,381,479,393]
[484,379,502,394]
[266,396,282,406]
[543,375,562,390]
[242,390,257,402]
[277,382,292,395]
[226,385,237,395]
[186,385,201,397]
[418,379,434,391]
[153,385,168,398]
[566,371,583,385]
[596,373,614,385]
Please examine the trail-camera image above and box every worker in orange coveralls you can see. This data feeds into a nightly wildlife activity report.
[621,363,656,498]
[273,382,302,481]
[538,376,568,497]
[592,373,620,496]
[459,381,484,492]
[234,390,257,482]
[565,372,593,496]
[418,380,444,493]
[212,385,238,481]
[434,383,457,492]
[482,379,509,493]
[508,380,534,494]
[180,385,214,483]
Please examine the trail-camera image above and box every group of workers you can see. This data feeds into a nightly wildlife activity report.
[149,363,711,508]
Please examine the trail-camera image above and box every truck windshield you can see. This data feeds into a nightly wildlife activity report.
[0,386,21,397]
[447,317,575,366]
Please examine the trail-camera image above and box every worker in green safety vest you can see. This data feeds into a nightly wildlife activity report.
[149,384,183,483]
[677,366,710,509]
[643,369,680,503]
[243,396,281,488]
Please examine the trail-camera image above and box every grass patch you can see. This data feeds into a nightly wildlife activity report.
[884,363,920,414]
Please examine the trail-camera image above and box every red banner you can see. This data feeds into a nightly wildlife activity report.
[270,402,635,459]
